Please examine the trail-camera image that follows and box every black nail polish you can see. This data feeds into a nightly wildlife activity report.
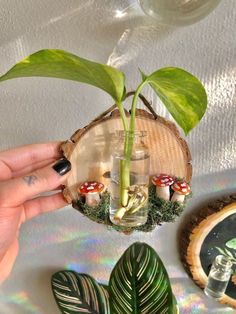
[53,158,71,176]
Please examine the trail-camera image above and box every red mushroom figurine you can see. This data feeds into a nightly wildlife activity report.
[152,174,174,201]
[171,180,190,203]
[78,181,104,207]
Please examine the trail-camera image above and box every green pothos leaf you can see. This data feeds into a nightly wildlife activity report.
[109,242,175,314]
[0,49,125,103]
[226,238,236,250]
[51,271,110,314]
[142,67,207,135]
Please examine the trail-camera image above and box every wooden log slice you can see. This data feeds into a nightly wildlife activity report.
[180,195,236,309]
[61,107,192,203]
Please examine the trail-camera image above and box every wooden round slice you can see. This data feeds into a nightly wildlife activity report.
[180,195,236,308]
[61,100,192,204]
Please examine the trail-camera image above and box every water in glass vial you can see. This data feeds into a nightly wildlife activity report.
[204,255,232,300]
[109,154,150,227]
[204,274,229,299]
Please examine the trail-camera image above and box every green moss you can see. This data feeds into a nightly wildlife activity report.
[74,185,189,233]
[74,191,111,225]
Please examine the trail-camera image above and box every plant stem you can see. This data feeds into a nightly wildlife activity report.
[115,83,146,218]
[116,101,128,132]
[115,101,130,207]
[129,82,146,133]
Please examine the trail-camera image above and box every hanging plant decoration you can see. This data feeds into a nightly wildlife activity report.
[180,194,236,309]
[51,242,179,314]
[0,49,207,231]
[62,101,192,233]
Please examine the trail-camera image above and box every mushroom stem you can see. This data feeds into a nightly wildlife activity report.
[156,186,170,201]
[171,192,185,203]
[85,193,100,207]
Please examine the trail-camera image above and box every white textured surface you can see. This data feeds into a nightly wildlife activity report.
[0,1,235,313]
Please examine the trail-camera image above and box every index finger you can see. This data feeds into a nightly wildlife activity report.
[0,142,63,173]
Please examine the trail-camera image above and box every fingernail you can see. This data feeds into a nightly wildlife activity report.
[53,158,71,176]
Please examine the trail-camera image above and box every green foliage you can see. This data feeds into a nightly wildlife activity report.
[0,49,125,103]
[109,242,175,314]
[0,49,207,134]
[52,242,177,314]
[142,67,207,135]
[52,272,110,314]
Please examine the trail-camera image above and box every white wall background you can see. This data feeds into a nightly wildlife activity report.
[0,1,235,313]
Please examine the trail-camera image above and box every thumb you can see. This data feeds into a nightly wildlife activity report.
[0,158,71,207]
[0,238,19,284]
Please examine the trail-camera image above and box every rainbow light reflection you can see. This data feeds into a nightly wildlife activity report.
[173,283,207,314]
[0,291,42,314]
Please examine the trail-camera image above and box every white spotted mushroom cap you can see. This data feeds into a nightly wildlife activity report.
[78,181,104,194]
[152,174,174,187]
[172,180,190,195]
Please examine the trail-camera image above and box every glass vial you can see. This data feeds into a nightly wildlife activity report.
[109,131,150,227]
[204,255,232,299]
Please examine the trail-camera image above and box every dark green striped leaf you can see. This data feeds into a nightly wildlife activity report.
[0,49,125,103]
[109,242,175,314]
[143,67,207,135]
[51,271,110,314]
[172,295,180,314]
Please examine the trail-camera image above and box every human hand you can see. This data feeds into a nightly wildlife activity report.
[0,142,71,283]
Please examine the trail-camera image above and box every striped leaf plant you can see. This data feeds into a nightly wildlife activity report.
[0,50,207,220]
[51,242,179,314]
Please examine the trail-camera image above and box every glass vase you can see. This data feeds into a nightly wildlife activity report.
[138,0,221,26]
[204,255,232,299]
[109,131,150,227]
